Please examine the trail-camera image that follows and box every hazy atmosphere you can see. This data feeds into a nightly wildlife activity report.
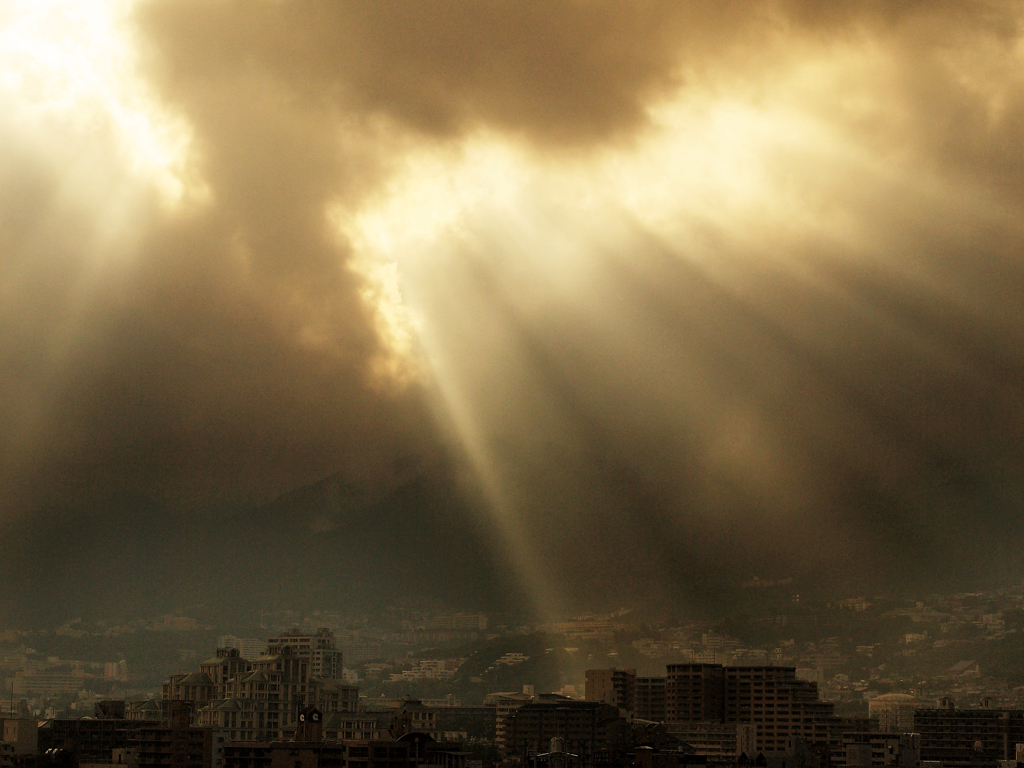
[2,0,1023,627]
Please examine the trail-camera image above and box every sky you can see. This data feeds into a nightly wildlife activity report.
[2,0,1024,625]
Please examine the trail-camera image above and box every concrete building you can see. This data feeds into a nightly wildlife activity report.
[38,717,133,763]
[664,664,837,753]
[218,637,267,662]
[389,698,439,741]
[128,723,219,768]
[221,736,465,768]
[483,692,533,754]
[316,681,361,714]
[2,720,37,759]
[36,714,221,768]
[199,647,312,741]
[665,664,726,724]
[585,669,637,713]
[10,671,89,697]
[666,723,756,761]
[317,713,380,742]
[192,648,256,699]
[841,732,921,768]
[506,697,630,763]
[431,706,497,742]
[266,629,343,680]
[164,645,358,742]
[425,614,488,632]
[127,700,164,723]
[222,739,407,768]
[915,706,1024,767]
[636,678,667,723]
[868,695,924,735]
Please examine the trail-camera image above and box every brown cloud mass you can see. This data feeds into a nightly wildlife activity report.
[1,0,1023,622]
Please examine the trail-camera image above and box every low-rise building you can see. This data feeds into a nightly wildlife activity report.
[507,697,629,763]
[915,706,1024,766]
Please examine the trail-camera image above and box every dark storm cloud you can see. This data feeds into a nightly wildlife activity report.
[1,0,1023,621]
[0,89,414,514]
[135,0,709,144]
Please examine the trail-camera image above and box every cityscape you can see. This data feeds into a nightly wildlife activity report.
[4,584,1024,767]
[4,2,1024,768]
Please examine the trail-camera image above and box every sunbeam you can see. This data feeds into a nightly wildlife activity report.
[2,0,1024,625]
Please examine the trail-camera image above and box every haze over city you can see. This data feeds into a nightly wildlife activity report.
[2,0,1024,627]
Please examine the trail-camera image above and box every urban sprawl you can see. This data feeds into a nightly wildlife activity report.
[4,586,1024,768]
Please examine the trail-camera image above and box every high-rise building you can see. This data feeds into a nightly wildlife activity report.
[666,664,725,723]
[584,668,637,712]
[483,691,533,753]
[664,664,837,753]
[635,677,666,723]
[266,628,343,680]
[180,646,313,741]
[165,644,358,742]
[218,636,266,661]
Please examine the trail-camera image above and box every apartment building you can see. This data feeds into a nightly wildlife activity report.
[507,698,628,762]
[266,628,343,680]
[664,664,837,753]
[665,664,726,723]
[585,668,637,713]
[635,677,667,723]
[666,722,757,761]
[164,643,358,743]
[189,647,312,742]
[483,692,533,753]
[36,711,220,768]
[915,706,1024,766]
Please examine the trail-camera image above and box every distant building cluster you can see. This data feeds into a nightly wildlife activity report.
[424,615,489,633]
[161,629,359,742]
[581,664,1024,768]
[5,656,1024,768]
[389,659,466,682]
[11,597,1024,768]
